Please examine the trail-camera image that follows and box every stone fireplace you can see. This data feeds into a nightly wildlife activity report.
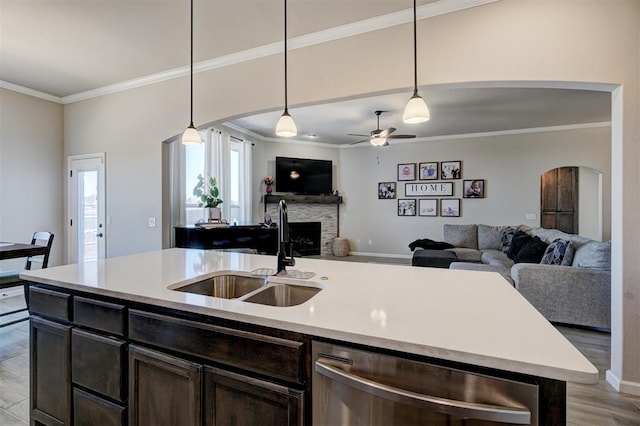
[264,195,342,256]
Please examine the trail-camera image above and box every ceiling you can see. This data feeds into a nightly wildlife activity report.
[0,1,612,145]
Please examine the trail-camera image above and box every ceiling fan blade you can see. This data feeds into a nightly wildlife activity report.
[379,127,396,138]
[350,139,369,145]
[348,133,369,137]
[387,134,416,139]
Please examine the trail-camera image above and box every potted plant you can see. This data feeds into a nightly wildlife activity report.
[193,174,223,222]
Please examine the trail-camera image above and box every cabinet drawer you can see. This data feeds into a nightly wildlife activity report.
[29,286,71,322]
[73,388,126,426]
[72,328,127,402]
[129,310,304,384]
[74,296,126,336]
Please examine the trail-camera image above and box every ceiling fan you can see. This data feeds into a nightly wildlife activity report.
[349,110,416,146]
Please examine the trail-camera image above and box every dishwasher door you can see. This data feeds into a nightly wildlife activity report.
[312,341,538,426]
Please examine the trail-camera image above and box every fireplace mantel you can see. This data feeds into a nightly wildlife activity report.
[265,194,342,205]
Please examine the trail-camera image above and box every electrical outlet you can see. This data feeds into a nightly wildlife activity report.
[148,217,156,228]
[525,213,537,220]
[368,239,373,245]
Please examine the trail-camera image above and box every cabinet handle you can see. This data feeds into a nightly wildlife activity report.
[315,359,531,424]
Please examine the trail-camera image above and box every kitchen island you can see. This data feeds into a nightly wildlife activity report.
[22,248,597,425]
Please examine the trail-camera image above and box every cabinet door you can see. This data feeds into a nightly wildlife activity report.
[30,317,71,426]
[129,345,202,426]
[204,366,304,426]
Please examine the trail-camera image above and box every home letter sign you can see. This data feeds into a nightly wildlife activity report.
[405,182,453,197]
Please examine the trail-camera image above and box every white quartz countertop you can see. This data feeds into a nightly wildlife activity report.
[22,248,598,384]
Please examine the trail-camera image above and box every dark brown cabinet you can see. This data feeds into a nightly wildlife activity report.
[541,166,578,233]
[30,317,72,426]
[204,366,304,426]
[28,284,308,425]
[129,345,202,426]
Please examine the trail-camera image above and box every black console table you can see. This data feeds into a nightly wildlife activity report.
[174,225,277,254]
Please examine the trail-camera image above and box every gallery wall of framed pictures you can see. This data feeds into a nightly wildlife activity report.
[379,161,486,218]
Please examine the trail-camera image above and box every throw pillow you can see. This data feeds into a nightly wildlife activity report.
[572,241,611,270]
[514,236,549,264]
[506,230,531,260]
[501,227,516,253]
[540,238,574,266]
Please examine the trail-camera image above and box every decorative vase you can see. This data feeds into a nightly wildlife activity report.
[266,184,273,194]
[206,207,222,223]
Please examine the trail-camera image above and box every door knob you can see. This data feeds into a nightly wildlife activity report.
[96,233,104,238]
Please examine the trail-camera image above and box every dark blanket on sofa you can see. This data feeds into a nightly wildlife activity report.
[409,238,455,252]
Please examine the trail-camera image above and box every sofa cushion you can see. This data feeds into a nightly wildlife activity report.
[481,250,514,269]
[478,225,510,250]
[514,236,548,264]
[445,248,482,262]
[540,238,574,266]
[443,224,478,249]
[572,241,611,270]
[506,230,532,260]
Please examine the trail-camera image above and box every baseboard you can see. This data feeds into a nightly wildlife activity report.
[0,287,23,299]
[349,251,412,259]
[606,370,640,396]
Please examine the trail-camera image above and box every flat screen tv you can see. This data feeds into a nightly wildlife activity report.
[275,157,332,195]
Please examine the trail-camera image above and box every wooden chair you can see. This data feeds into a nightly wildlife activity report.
[0,231,54,327]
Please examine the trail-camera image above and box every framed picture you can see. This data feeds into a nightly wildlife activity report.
[441,199,461,217]
[440,161,462,179]
[418,162,438,180]
[378,182,396,199]
[397,163,416,181]
[398,199,416,216]
[418,199,438,216]
[405,182,454,197]
[463,179,485,198]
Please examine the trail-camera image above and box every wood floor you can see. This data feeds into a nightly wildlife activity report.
[1,290,639,425]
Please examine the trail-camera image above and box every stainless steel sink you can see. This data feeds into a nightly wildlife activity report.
[172,274,267,299]
[243,283,321,307]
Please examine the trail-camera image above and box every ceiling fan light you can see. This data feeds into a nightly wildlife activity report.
[276,111,298,137]
[370,137,388,147]
[181,123,203,145]
[403,94,430,124]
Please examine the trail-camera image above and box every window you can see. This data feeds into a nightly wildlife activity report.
[181,128,253,225]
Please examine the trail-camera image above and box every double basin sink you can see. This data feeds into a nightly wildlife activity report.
[169,272,322,307]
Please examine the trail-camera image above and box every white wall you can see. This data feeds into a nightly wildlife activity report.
[59,0,639,394]
[0,88,63,269]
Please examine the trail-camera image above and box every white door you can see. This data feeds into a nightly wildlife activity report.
[68,154,106,263]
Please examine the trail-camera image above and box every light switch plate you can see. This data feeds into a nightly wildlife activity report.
[525,213,537,220]
[148,217,156,228]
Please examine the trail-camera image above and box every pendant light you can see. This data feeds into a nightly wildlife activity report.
[402,0,430,124]
[182,0,203,145]
[275,0,297,137]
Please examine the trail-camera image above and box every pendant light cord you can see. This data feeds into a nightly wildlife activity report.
[189,0,194,125]
[412,0,418,95]
[283,0,289,113]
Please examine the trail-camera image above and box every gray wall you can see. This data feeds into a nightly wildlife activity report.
[339,126,611,254]
[0,88,63,269]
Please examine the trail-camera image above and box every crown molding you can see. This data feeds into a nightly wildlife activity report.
[0,80,62,104]
[60,0,499,104]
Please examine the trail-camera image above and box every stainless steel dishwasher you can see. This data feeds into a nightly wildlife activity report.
[312,341,539,425]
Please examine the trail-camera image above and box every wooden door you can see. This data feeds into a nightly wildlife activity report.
[203,365,304,426]
[30,317,72,426]
[541,167,578,234]
[129,345,202,426]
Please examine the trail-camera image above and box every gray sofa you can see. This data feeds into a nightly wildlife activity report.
[425,224,611,329]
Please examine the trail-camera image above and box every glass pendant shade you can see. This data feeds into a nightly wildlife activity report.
[276,111,297,137]
[182,123,202,145]
[403,93,430,124]
[370,137,388,147]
